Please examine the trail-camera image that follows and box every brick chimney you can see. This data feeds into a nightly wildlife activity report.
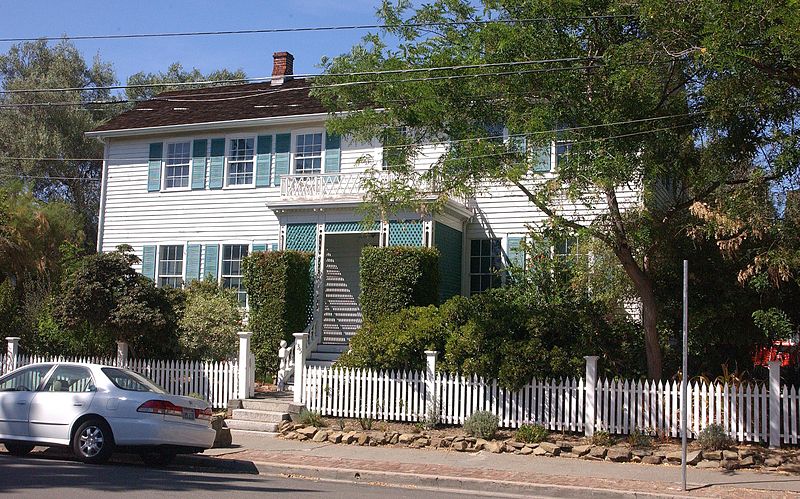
[271,51,294,86]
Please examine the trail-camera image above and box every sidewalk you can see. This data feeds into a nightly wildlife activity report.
[202,431,800,498]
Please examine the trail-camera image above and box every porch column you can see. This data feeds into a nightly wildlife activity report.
[584,356,599,437]
[5,337,19,372]
[293,332,308,404]
[769,361,781,448]
[424,351,438,415]
[115,340,128,366]
[237,331,253,400]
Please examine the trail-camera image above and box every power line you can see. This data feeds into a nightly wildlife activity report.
[0,16,637,43]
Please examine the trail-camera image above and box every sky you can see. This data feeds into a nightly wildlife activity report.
[0,0,391,84]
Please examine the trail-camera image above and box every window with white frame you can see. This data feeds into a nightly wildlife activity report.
[227,138,255,185]
[556,142,572,169]
[158,245,184,288]
[222,244,249,306]
[469,238,503,294]
[294,132,323,174]
[164,142,191,189]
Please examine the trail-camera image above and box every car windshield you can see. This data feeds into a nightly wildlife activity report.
[101,367,166,394]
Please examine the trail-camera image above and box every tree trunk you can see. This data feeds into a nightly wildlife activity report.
[612,243,663,380]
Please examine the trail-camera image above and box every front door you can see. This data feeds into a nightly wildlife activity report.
[0,364,54,438]
[29,365,96,442]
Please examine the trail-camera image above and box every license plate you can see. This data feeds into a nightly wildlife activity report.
[182,408,195,420]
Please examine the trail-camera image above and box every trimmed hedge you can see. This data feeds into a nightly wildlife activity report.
[242,250,313,377]
[359,246,440,323]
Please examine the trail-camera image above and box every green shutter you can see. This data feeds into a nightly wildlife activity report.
[185,244,201,283]
[204,244,219,280]
[208,138,225,189]
[533,144,551,172]
[141,245,156,280]
[147,143,163,192]
[270,243,278,251]
[252,243,267,252]
[324,132,341,173]
[509,134,527,154]
[255,135,273,187]
[191,139,208,190]
[507,236,526,269]
[274,133,291,186]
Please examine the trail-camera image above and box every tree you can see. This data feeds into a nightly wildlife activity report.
[178,278,242,361]
[0,40,116,248]
[125,63,247,101]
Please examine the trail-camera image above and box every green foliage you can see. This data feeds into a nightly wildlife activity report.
[125,62,246,101]
[626,429,653,449]
[515,424,548,444]
[752,308,794,342]
[336,305,446,371]
[358,417,373,430]
[359,246,439,323]
[0,278,19,339]
[178,278,242,361]
[591,431,616,447]
[697,424,733,451]
[298,409,326,428]
[242,250,313,376]
[463,411,499,440]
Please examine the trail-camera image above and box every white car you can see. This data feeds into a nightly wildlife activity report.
[0,362,216,465]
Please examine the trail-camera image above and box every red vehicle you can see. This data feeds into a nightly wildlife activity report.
[753,339,800,367]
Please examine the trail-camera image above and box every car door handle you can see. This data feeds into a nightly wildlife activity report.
[73,403,83,407]
[16,401,27,405]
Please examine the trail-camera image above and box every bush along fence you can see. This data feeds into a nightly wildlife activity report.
[1,334,257,409]
[291,334,796,448]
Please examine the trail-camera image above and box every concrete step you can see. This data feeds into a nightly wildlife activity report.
[225,419,280,432]
[241,399,303,413]
[315,343,349,353]
[307,360,335,368]
[231,409,288,423]
[307,351,341,362]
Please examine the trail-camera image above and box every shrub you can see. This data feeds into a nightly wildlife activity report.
[463,411,499,439]
[515,423,548,444]
[242,250,313,376]
[697,424,733,451]
[626,428,652,449]
[178,278,242,361]
[591,431,615,447]
[298,409,326,427]
[359,246,439,323]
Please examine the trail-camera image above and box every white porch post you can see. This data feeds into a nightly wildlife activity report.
[115,340,128,366]
[5,337,19,371]
[237,331,253,400]
[769,360,781,448]
[584,356,599,437]
[424,350,437,412]
[293,332,308,404]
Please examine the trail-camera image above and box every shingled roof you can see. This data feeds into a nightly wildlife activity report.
[91,77,327,133]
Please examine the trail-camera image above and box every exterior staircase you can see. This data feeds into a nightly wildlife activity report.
[226,392,302,433]
[306,342,349,368]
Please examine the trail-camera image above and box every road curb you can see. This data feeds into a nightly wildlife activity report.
[203,457,694,498]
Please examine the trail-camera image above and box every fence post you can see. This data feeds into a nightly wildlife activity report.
[424,350,437,415]
[115,340,128,366]
[237,331,253,400]
[584,356,599,437]
[293,332,308,405]
[5,337,19,371]
[769,360,781,449]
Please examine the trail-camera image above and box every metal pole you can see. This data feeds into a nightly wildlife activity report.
[681,260,688,491]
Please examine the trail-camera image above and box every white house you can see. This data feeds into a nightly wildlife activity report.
[87,52,641,368]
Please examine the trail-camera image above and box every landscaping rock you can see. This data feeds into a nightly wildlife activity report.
[312,431,328,443]
[606,447,631,462]
[702,450,722,461]
[572,445,591,457]
[297,433,309,441]
[344,432,358,444]
[410,438,429,449]
[722,450,739,460]
[487,441,505,454]
[357,433,370,446]
[764,457,784,467]
[438,438,451,448]
[284,431,298,440]
[533,446,549,456]
[665,450,700,464]
[398,433,417,444]
[589,446,608,459]
[539,442,561,455]
[389,433,400,445]
[465,437,477,444]
[451,440,468,452]
[474,438,488,451]
[738,449,754,459]
[556,440,573,451]
[507,441,526,450]
[631,449,652,458]
[696,460,720,469]
[722,460,740,471]
[212,427,232,448]
[296,426,318,438]
[740,456,755,467]
[453,436,465,443]
[519,447,533,455]
[642,455,663,465]
[327,432,342,444]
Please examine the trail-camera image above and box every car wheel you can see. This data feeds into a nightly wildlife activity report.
[4,442,35,456]
[139,451,176,467]
[72,419,114,464]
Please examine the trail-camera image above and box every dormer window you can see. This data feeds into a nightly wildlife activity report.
[227,138,255,186]
[164,142,191,189]
[294,132,323,174]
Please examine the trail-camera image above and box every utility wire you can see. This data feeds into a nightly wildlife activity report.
[0,16,637,43]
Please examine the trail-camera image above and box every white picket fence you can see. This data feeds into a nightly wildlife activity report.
[301,361,800,446]
[1,353,238,409]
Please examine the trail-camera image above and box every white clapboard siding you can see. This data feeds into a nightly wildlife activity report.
[3,354,237,409]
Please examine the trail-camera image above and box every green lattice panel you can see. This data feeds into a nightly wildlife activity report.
[388,220,423,247]
[434,222,462,301]
[325,221,380,233]
[286,223,317,252]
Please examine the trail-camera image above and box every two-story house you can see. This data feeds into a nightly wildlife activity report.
[88,51,641,368]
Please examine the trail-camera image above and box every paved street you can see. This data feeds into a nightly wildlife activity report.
[0,453,476,499]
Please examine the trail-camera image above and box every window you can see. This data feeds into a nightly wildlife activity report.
[158,245,184,288]
[102,367,165,393]
[222,244,249,306]
[470,238,503,294]
[227,138,255,185]
[42,365,95,393]
[164,142,191,189]
[0,364,53,392]
[294,132,323,174]
[556,143,572,169]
